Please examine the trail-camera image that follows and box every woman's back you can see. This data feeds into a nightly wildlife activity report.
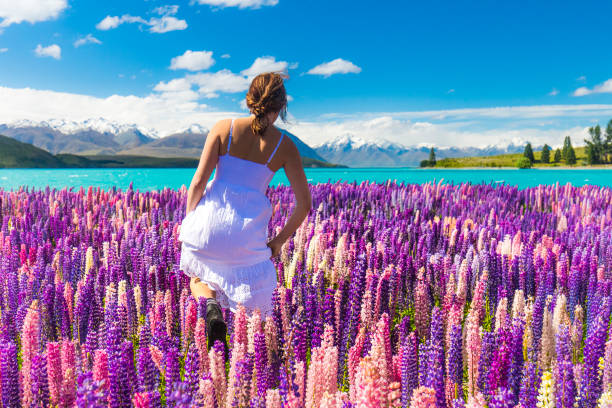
[212,118,286,194]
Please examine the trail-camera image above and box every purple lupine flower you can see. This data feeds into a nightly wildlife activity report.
[578,313,607,407]
[518,350,541,408]
[1,342,21,408]
[31,352,50,407]
[183,342,200,395]
[400,331,418,407]
[137,337,159,393]
[254,331,269,397]
[76,371,108,408]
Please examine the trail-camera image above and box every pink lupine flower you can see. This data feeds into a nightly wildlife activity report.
[465,315,481,396]
[93,349,109,390]
[21,302,41,407]
[247,308,263,354]
[266,389,282,408]
[355,355,387,407]
[408,386,436,408]
[209,341,227,407]
[305,324,338,408]
[164,289,173,337]
[149,345,163,372]
[348,327,366,400]
[198,377,217,407]
[194,317,210,374]
[60,339,77,406]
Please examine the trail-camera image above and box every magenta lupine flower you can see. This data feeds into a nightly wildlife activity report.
[60,339,77,407]
[93,349,109,390]
[47,341,63,406]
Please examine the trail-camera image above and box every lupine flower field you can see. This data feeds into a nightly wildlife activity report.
[0,181,611,408]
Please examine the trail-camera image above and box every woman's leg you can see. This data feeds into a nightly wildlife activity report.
[190,276,216,299]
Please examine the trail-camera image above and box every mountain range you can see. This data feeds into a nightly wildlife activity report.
[311,134,530,167]
[0,119,531,167]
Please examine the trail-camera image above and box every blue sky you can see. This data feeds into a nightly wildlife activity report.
[1,0,612,147]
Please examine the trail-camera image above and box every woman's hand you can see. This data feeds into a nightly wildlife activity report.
[267,238,283,258]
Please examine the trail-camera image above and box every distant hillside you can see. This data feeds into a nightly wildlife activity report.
[0,134,66,167]
[434,147,588,168]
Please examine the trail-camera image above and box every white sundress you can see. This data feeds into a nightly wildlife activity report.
[178,118,285,316]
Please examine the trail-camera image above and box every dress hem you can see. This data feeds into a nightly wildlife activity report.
[179,246,276,316]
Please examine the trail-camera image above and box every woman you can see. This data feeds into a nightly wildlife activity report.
[177,72,312,351]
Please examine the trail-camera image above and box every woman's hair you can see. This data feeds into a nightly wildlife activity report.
[245,72,288,137]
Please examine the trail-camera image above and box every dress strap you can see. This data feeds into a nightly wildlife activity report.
[265,131,285,165]
[226,119,234,155]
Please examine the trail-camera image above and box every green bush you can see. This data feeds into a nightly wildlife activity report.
[516,157,532,169]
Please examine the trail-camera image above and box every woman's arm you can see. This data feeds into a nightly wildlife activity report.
[185,120,227,214]
[268,139,312,248]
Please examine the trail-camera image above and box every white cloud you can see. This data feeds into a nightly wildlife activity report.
[221,53,230,59]
[193,0,278,9]
[577,75,586,82]
[188,70,251,98]
[0,0,67,28]
[96,6,187,33]
[34,44,61,59]
[0,47,7,53]
[155,55,292,99]
[447,89,455,94]
[0,85,229,137]
[153,5,179,15]
[73,34,102,48]
[240,56,292,78]
[306,58,361,78]
[573,79,612,96]
[148,16,187,33]
[170,50,215,71]
[548,88,559,96]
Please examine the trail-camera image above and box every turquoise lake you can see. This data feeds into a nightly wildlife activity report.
[0,168,610,191]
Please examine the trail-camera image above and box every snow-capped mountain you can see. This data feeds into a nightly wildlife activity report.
[313,134,529,167]
[7,118,160,138]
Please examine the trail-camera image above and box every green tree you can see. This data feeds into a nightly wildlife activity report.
[562,136,572,161]
[419,159,430,168]
[541,144,551,164]
[523,142,535,163]
[604,119,612,163]
[516,157,532,169]
[428,147,436,166]
[562,136,576,164]
[566,144,576,165]
[553,148,562,163]
[585,125,603,164]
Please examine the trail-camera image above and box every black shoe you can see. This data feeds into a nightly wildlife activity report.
[205,300,228,359]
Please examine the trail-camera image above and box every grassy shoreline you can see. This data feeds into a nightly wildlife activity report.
[431,146,612,169]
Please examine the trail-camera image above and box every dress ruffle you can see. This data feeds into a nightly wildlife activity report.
[180,242,277,316]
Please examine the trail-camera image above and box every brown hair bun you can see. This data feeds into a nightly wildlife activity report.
[245,72,288,137]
